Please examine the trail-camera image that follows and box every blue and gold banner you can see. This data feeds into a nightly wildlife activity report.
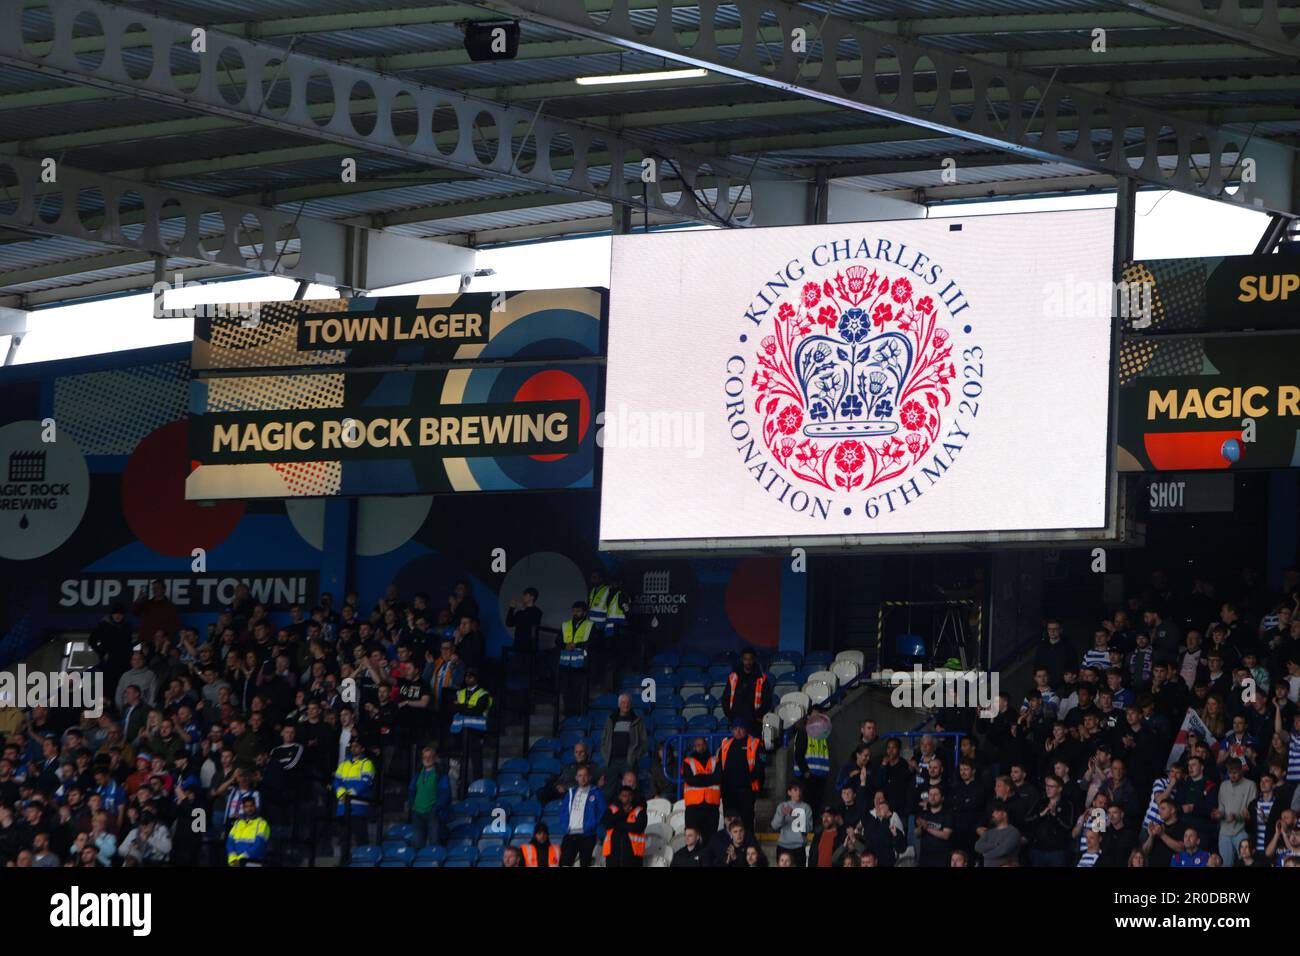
[192,288,605,370]
[186,288,603,498]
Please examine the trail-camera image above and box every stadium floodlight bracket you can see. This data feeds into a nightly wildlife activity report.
[467,0,1298,217]
[1114,0,1300,61]
[0,154,478,291]
[0,0,764,227]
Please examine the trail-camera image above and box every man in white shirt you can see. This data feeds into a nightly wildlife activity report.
[337,708,355,766]
[559,765,600,868]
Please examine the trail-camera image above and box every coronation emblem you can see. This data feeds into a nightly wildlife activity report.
[749,262,959,495]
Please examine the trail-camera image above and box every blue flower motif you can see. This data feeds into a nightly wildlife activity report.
[874,399,894,419]
[810,402,829,421]
[837,308,871,344]
[839,395,864,419]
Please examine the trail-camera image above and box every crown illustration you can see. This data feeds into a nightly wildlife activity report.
[792,278,915,439]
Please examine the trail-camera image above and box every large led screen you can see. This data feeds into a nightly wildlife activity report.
[600,211,1116,549]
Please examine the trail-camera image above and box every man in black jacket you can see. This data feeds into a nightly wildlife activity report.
[1100,804,1140,866]
[1023,774,1075,866]
[949,759,988,854]
[601,786,647,867]
[705,816,760,867]
[670,825,708,867]
[90,604,135,701]
[1034,620,1075,686]
[721,649,772,734]
[860,792,908,866]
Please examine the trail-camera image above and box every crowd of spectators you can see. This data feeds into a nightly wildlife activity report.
[2,564,1299,869]
[0,579,497,867]
[813,567,1300,868]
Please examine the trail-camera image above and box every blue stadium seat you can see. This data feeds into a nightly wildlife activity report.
[443,859,472,868]
[477,836,506,854]
[773,651,803,667]
[500,757,531,775]
[529,754,562,775]
[415,845,447,864]
[587,709,612,730]
[526,772,550,793]
[804,651,835,670]
[657,693,685,711]
[680,652,709,669]
[412,859,440,867]
[446,845,479,864]
[560,715,593,733]
[772,680,799,699]
[512,820,536,842]
[543,798,566,815]
[687,714,718,732]
[446,836,476,850]
[477,859,503,867]
[379,860,409,868]
[450,800,477,818]
[655,714,685,733]
[685,693,715,708]
[384,823,415,845]
[514,798,542,817]
[529,737,561,757]
[383,845,416,866]
[710,652,735,667]
[496,794,524,814]
[650,651,680,668]
[648,665,676,679]
[497,772,529,794]
[620,675,644,690]
[348,844,381,866]
[677,666,705,683]
[381,840,408,858]
[653,728,680,747]
[593,692,621,711]
[706,664,732,682]
[468,778,498,799]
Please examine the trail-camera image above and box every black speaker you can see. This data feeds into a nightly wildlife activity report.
[464,21,520,62]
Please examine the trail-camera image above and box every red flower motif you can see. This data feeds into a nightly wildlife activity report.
[872,301,893,325]
[761,335,777,355]
[834,440,866,474]
[794,320,812,336]
[905,434,923,455]
[801,282,821,308]
[780,437,796,459]
[816,304,838,330]
[795,441,819,467]
[900,400,926,431]
[916,296,935,315]
[932,327,948,346]
[890,277,913,304]
[778,302,796,322]
[882,438,905,461]
[751,369,771,388]
[776,405,803,435]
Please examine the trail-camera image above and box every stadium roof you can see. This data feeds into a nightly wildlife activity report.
[1,0,1297,309]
